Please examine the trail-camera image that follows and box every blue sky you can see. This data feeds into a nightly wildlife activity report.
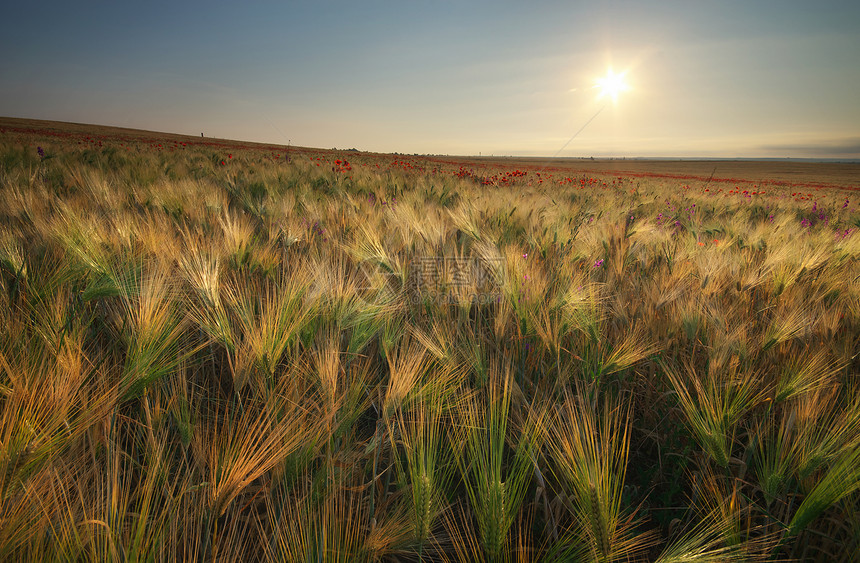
[2,1,859,157]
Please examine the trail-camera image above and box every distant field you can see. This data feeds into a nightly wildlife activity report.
[3,116,858,190]
[1,117,859,561]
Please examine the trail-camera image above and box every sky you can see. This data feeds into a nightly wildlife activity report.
[2,1,859,158]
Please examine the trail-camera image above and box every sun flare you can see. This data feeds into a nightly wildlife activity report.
[595,68,630,102]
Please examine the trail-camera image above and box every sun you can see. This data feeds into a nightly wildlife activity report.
[594,68,630,102]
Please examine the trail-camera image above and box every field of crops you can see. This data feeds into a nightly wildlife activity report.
[1,121,859,561]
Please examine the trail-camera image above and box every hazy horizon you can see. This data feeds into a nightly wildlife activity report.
[3,1,859,159]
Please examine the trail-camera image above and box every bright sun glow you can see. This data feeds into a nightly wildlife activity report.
[595,68,630,102]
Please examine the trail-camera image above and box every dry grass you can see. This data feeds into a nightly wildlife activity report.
[0,121,858,560]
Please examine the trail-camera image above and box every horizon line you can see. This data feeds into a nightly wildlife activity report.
[2,115,859,163]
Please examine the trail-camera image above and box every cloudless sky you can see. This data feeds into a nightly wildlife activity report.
[2,0,859,157]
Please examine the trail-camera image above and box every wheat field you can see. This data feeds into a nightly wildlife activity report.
[1,121,859,561]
